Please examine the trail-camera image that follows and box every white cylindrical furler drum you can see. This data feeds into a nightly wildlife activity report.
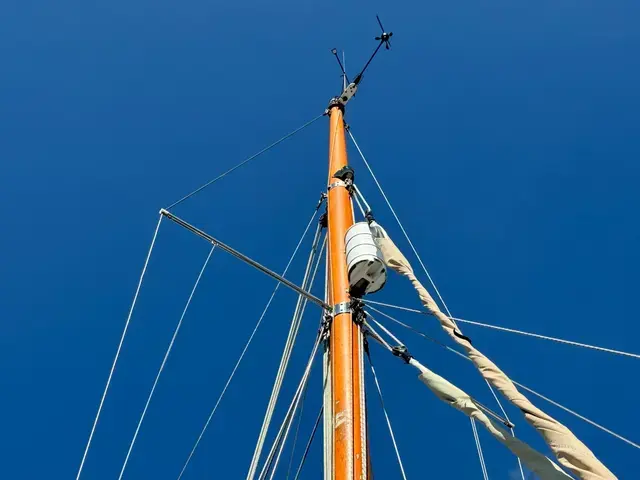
[345,222,387,296]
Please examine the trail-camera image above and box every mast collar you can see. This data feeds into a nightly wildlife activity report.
[326,97,345,114]
[332,301,351,316]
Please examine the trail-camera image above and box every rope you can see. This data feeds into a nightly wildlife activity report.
[75,214,163,480]
[484,378,525,480]
[285,387,308,480]
[292,406,323,480]
[258,331,324,480]
[166,113,324,210]
[365,313,513,428]
[247,225,326,480]
[349,128,503,475]
[176,205,322,480]
[348,129,453,319]
[366,350,408,480]
[470,418,490,480]
[362,299,640,360]
[117,245,216,480]
[451,317,640,360]
[265,251,326,480]
[367,305,640,451]
[365,312,404,346]
[511,381,640,450]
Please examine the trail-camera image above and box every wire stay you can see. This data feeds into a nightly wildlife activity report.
[248,227,327,480]
[361,299,640,360]
[118,245,216,480]
[291,405,323,480]
[349,128,503,477]
[166,113,325,210]
[366,306,640,451]
[75,214,163,480]
[176,206,324,479]
[366,349,408,480]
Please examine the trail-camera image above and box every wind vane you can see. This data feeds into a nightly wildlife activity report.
[330,15,394,107]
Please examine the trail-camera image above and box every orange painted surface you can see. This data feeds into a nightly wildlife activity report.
[326,106,367,480]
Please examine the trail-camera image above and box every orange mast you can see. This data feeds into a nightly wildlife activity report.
[326,102,368,480]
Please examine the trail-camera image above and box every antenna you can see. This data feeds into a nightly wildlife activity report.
[331,48,350,86]
[327,16,393,108]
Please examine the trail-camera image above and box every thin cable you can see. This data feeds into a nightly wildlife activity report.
[118,245,215,480]
[364,299,640,360]
[365,312,404,346]
[352,190,367,219]
[368,305,640,451]
[284,239,327,480]
[166,113,324,210]
[352,184,372,214]
[366,350,408,480]
[451,317,640,360]
[265,247,326,480]
[248,224,326,480]
[362,299,425,315]
[258,332,324,480]
[484,378,525,480]
[511,381,640,450]
[285,387,308,480]
[75,214,163,480]
[348,129,453,318]
[365,313,513,428]
[470,418,490,480]
[292,405,323,480]
[176,206,322,480]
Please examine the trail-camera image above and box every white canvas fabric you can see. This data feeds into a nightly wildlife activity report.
[410,358,572,480]
[369,222,615,480]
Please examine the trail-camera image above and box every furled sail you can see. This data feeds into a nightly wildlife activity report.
[369,221,616,480]
[409,358,572,479]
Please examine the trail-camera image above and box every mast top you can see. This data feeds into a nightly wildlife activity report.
[328,15,394,110]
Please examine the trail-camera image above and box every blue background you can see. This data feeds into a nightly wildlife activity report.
[1,0,638,478]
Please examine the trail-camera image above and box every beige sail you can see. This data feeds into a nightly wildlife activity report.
[409,358,572,479]
[369,222,615,480]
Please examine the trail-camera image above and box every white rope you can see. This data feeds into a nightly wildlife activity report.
[365,305,521,478]
[511,380,640,450]
[470,418,490,480]
[366,352,408,480]
[117,245,216,480]
[363,299,640,361]
[247,224,326,480]
[451,316,640,360]
[363,321,394,352]
[348,129,453,319]
[484,378,525,480]
[365,312,404,346]
[176,207,322,480]
[75,214,163,480]
[258,332,324,480]
[166,113,324,210]
[349,129,503,474]
[265,243,327,480]
[366,304,640,452]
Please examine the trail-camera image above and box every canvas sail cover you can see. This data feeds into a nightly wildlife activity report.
[409,358,573,479]
[369,222,615,480]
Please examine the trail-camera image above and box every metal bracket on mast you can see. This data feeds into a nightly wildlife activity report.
[332,301,352,316]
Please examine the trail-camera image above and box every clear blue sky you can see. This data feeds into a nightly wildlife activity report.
[1,0,638,478]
